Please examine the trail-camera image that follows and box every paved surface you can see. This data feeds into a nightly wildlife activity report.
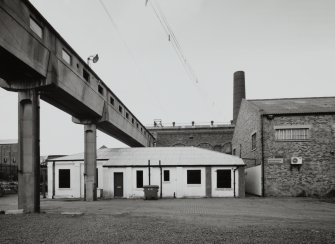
[1,194,335,243]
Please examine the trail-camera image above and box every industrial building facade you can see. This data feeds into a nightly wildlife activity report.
[0,140,18,181]
[148,123,234,154]
[232,97,335,197]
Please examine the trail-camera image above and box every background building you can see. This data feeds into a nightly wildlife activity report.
[148,122,234,154]
[232,97,335,197]
[0,139,18,181]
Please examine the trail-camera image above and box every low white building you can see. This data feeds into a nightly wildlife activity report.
[47,147,245,199]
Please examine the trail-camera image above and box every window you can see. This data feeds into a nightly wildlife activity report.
[251,133,256,150]
[110,97,115,106]
[232,148,236,156]
[217,170,231,188]
[119,105,123,113]
[163,170,170,182]
[83,69,90,82]
[59,169,70,188]
[126,112,129,119]
[62,49,71,64]
[136,123,139,129]
[275,128,310,140]
[187,170,201,184]
[98,85,104,95]
[131,118,134,124]
[29,17,43,38]
[136,170,143,188]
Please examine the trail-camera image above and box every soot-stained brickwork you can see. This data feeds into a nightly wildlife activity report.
[148,124,234,154]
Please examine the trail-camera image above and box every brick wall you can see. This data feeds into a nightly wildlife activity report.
[148,125,234,154]
[0,143,18,180]
[232,100,262,167]
[262,114,335,197]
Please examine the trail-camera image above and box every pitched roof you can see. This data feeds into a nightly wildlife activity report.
[0,139,18,145]
[51,147,244,166]
[105,147,244,166]
[248,97,335,115]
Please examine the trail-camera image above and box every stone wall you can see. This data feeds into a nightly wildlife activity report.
[231,100,262,167]
[148,125,234,154]
[262,114,335,197]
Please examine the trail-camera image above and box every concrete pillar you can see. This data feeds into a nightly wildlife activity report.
[84,124,97,201]
[18,90,40,213]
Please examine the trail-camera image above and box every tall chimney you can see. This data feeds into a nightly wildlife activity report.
[233,71,246,124]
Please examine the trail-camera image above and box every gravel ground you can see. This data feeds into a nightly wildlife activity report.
[1,195,335,243]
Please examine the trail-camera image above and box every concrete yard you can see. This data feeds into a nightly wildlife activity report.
[1,195,335,243]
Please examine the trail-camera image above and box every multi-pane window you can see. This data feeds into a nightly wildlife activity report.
[251,133,256,150]
[275,128,309,140]
[59,169,70,188]
[187,170,201,184]
[136,170,143,188]
[163,170,170,182]
[217,170,231,188]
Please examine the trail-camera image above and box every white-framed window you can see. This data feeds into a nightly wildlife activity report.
[275,126,310,141]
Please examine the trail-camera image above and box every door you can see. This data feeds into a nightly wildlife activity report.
[114,172,123,197]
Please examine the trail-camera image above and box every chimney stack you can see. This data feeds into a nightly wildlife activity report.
[233,71,246,124]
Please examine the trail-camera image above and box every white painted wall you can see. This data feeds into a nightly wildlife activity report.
[211,167,237,197]
[47,161,104,199]
[245,165,262,196]
[103,166,240,199]
[182,167,206,197]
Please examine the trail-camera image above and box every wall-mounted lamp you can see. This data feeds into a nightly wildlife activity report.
[87,54,99,66]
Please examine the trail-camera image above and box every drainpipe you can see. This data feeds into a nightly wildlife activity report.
[159,160,162,199]
[233,168,236,197]
[148,160,151,185]
[52,161,55,199]
[260,113,265,197]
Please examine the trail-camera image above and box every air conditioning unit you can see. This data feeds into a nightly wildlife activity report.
[291,157,302,165]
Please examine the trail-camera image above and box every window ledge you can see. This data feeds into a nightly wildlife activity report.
[187,184,202,187]
[215,188,232,191]
[275,139,311,142]
[58,188,71,190]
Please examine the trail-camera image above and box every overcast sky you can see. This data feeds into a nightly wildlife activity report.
[0,0,334,155]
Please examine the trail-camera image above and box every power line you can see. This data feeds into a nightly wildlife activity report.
[146,0,200,84]
[98,0,167,114]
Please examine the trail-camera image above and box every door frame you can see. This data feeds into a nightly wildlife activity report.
[114,172,124,197]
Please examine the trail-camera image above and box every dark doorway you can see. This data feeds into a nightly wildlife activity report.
[114,172,123,197]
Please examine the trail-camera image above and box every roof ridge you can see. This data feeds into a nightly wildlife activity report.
[247,96,335,102]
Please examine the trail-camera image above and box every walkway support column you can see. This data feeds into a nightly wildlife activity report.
[18,90,40,213]
[84,124,97,201]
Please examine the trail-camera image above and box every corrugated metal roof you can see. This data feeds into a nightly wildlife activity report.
[248,97,335,115]
[0,139,18,144]
[52,147,244,166]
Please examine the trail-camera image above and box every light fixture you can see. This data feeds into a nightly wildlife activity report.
[87,54,99,66]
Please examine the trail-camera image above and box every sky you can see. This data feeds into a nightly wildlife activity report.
[0,0,334,155]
